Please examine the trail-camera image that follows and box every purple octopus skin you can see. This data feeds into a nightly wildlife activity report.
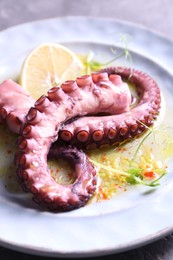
[57,67,161,150]
[47,145,97,211]
[0,79,35,133]
[0,80,97,211]
[13,70,131,211]
[0,67,161,211]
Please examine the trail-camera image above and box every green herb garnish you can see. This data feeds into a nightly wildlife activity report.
[83,34,133,74]
[90,158,166,187]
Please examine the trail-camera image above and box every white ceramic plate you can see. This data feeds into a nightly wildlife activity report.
[0,17,173,258]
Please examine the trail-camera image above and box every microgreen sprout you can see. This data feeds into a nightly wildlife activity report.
[83,34,133,74]
[90,159,166,187]
[132,130,152,161]
[131,118,156,161]
[85,36,167,191]
[90,118,167,188]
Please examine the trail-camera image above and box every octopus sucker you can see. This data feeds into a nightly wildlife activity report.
[58,66,161,149]
[0,66,161,211]
[92,130,104,142]
[76,130,89,143]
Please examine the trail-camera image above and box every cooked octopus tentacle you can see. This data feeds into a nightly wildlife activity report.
[0,80,35,133]
[14,71,131,211]
[0,80,97,211]
[47,145,97,211]
[58,67,161,149]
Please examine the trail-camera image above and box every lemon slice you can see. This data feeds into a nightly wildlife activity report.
[19,43,84,100]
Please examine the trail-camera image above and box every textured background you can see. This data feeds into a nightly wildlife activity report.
[0,0,173,40]
[0,0,173,259]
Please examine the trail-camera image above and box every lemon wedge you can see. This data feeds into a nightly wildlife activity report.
[19,43,84,100]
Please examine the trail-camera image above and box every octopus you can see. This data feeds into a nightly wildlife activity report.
[58,67,161,149]
[0,66,161,211]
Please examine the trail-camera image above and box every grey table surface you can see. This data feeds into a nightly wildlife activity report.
[1,0,173,259]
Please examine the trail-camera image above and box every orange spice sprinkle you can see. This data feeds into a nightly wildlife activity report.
[101,153,107,162]
[98,186,109,200]
[144,171,156,179]
[116,146,127,152]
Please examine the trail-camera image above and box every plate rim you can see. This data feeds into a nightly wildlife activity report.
[0,16,173,257]
[1,15,173,43]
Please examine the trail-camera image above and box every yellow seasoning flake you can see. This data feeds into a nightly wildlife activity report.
[89,124,170,201]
